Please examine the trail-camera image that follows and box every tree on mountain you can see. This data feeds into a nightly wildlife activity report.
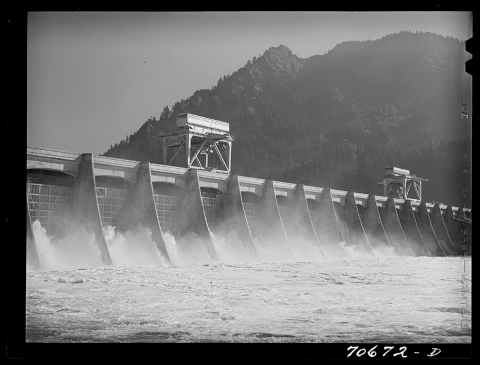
[102,33,468,206]
[160,105,171,120]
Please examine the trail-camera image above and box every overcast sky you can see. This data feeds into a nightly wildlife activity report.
[27,11,472,155]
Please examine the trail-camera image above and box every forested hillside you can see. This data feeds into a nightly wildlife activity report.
[103,32,471,207]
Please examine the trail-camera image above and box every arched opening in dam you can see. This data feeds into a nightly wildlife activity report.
[95,175,134,230]
[153,182,183,235]
[306,198,320,228]
[27,169,75,237]
[241,191,260,239]
[200,187,224,232]
[276,195,293,227]
[27,168,108,270]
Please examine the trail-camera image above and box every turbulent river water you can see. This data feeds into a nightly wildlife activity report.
[26,222,472,343]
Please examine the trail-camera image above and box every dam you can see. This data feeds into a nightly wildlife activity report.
[26,113,472,270]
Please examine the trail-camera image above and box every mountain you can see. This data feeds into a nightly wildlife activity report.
[103,32,471,208]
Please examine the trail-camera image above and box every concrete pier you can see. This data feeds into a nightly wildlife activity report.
[430,203,457,255]
[223,174,259,258]
[71,153,112,265]
[398,200,430,256]
[26,197,41,270]
[314,188,348,257]
[292,184,326,258]
[443,206,472,255]
[415,202,445,256]
[179,169,219,261]
[340,191,375,256]
[332,200,352,251]
[361,194,396,255]
[120,162,172,263]
[256,180,293,257]
[275,183,325,260]
[379,197,415,256]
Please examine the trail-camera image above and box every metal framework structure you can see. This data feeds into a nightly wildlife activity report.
[162,113,234,173]
[378,166,428,201]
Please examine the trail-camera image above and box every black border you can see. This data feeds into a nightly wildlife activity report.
[8,6,473,360]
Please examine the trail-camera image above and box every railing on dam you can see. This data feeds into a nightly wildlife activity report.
[26,146,472,268]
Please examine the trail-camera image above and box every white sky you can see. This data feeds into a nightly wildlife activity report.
[27,11,472,155]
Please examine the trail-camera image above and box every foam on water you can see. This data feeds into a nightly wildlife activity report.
[26,256,472,343]
[27,220,472,343]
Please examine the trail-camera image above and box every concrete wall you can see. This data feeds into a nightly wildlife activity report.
[379,197,415,256]
[179,169,219,261]
[292,184,326,258]
[120,162,172,264]
[223,174,259,258]
[430,203,457,255]
[256,180,293,256]
[314,188,348,257]
[415,202,446,256]
[339,191,375,256]
[26,197,41,270]
[443,206,472,255]
[398,200,430,256]
[275,185,325,260]
[361,194,396,255]
[332,200,352,250]
[71,153,112,265]
[26,147,471,261]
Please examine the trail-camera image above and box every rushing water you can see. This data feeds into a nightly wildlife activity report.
[26,222,472,343]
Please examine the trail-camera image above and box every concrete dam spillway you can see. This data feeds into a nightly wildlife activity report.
[26,114,472,270]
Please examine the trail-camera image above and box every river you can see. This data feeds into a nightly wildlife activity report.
[26,222,471,343]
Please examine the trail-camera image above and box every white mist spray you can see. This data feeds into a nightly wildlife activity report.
[164,231,212,265]
[32,220,104,271]
[210,230,260,264]
[253,238,296,263]
[103,225,168,267]
[371,245,397,257]
[162,232,183,266]
[30,210,400,272]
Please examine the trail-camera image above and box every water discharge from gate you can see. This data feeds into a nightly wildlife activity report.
[28,207,447,272]
[30,222,406,273]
